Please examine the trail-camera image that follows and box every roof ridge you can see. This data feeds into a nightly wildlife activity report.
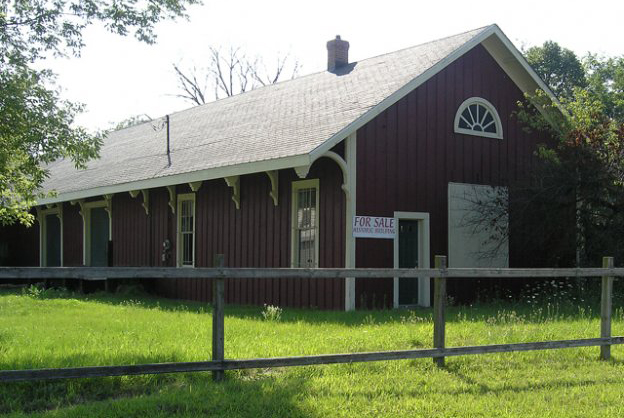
[345,24,493,66]
[113,25,494,132]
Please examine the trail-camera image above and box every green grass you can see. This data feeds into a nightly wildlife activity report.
[1,287,623,417]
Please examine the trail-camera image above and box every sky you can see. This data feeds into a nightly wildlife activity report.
[45,0,623,132]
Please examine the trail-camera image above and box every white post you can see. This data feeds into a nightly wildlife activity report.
[345,133,357,311]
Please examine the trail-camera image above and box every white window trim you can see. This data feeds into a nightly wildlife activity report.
[291,179,320,268]
[176,193,196,268]
[393,211,431,308]
[454,97,504,140]
[38,206,63,267]
[82,200,112,266]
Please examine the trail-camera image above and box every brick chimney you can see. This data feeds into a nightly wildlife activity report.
[327,35,349,71]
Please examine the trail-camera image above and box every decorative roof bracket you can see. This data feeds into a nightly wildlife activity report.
[166,185,176,214]
[321,151,349,196]
[129,190,148,215]
[294,165,310,179]
[104,194,114,216]
[71,199,86,221]
[224,176,241,210]
[139,191,148,215]
[265,171,279,206]
[189,181,203,192]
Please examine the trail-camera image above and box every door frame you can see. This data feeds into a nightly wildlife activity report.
[83,200,112,266]
[393,211,430,308]
[37,205,63,267]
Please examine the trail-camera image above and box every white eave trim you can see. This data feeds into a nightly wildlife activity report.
[38,25,560,207]
[309,24,560,161]
[38,154,311,205]
[483,26,560,106]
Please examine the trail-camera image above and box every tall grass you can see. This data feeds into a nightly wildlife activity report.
[0,286,622,417]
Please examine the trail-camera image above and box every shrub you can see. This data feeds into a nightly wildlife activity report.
[22,284,70,299]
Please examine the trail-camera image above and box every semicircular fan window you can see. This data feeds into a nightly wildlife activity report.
[454,98,503,139]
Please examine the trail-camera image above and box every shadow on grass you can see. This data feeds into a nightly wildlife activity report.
[442,362,624,396]
[2,288,407,326]
[1,288,613,327]
[0,370,317,417]
[0,351,195,373]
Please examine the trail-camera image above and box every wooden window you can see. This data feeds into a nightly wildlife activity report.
[177,193,196,267]
[454,97,503,139]
[291,179,319,268]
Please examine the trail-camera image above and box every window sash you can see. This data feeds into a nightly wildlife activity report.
[292,183,318,268]
[178,195,195,266]
[454,97,503,140]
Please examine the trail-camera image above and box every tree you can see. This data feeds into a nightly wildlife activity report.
[112,114,153,131]
[522,45,624,267]
[173,46,300,105]
[584,54,624,123]
[469,84,624,270]
[0,0,199,226]
[519,89,624,266]
[525,41,587,101]
[526,41,624,123]
[466,43,624,271]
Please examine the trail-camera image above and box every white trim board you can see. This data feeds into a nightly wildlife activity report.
[393,211,430,308]
[38,154,310,205]
[344,133,357,311]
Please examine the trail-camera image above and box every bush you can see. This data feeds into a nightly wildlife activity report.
[22,284,70,299]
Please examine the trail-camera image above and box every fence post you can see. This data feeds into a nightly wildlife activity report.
[600,256,614,361]
[212,254,225,381]
[433,255,447,367]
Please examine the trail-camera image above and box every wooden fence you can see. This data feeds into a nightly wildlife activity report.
[0,255,622,382]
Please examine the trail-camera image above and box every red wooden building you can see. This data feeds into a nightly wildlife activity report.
[0,25,556,310]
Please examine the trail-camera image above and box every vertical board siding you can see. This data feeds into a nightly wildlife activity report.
[112,193,150,267]
[143,158,344,309]
[0,221,39,267]
[149,188,171,295]
[355,44,548,306]
[62,202,83,266]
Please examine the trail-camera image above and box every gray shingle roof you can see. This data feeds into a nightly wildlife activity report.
[41,26,490,199]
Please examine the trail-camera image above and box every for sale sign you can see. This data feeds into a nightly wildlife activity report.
[353,216,396,239]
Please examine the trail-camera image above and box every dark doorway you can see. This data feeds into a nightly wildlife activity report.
[45,214,61,267]
[90,207,109,267]
[398,220,419,305]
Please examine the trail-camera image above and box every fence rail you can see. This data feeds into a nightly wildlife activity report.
[1,266,624,280]
[2,337,623,382]
[0,256,622,382]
